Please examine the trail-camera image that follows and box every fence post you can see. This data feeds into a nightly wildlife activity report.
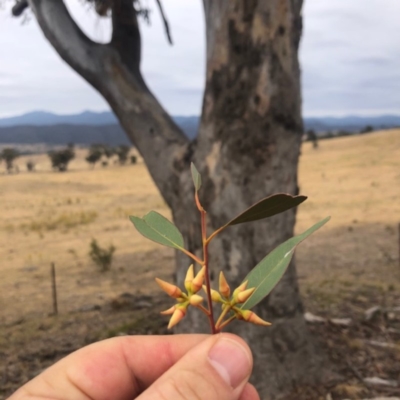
[51,262,58,315]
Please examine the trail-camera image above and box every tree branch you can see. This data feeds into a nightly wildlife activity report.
[27,0,189,209]
[110,0,142,79]
[155,0,173,45]
[27,0,105,89]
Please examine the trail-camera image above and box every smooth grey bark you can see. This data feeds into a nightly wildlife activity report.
[25,0,333,397]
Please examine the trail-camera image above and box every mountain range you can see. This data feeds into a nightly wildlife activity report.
[0,110,399,146]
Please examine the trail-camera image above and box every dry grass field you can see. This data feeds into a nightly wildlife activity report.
[298,130,400,306]
[0,148,176,325]
[1,130,400,398]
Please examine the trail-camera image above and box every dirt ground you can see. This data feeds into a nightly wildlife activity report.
[1,130,400,399]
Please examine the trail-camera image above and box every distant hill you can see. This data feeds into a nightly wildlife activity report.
[0,111,399,146]
[0,112,199,145]
[304,115,400,134]
[0,124,129,146]
[0,111,118,127]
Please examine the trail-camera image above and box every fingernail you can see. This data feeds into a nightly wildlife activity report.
[208,337,251,388]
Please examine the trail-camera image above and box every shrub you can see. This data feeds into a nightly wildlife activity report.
[26,160,35,172]
[89,239,115,272]
[130,155,137,164]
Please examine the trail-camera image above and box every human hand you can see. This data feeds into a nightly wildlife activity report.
[8,333,259,400]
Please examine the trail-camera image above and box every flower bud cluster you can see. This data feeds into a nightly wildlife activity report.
[156,267,270,330]
[156,264,205,329]
[205,271,271,328]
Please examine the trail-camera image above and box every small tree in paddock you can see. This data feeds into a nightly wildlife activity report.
[102,144,115,161]
[48,143,75,172]
[360,125,374,134]
[0,147,20,173]
[85,144,103,168]
[306,129,318,149]
[26,160,36,172]
[115,145,130,165]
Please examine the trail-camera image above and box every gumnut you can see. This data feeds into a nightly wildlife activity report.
[168,305,188,329]
[155,278,182,299]
[203,285,222,302]
[189,294,204,306]
[219,271,231,298]
[184,264,194,292]
[191,265,205,293]
[160,305,176,315]
[238,309,271,326]
[233,287,255,304]
[232,280,248,299]
[156,264,206,329]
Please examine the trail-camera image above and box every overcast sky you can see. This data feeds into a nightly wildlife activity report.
[0,0,399,118]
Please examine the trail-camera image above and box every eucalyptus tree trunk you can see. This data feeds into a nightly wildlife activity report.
[25,0,332,397]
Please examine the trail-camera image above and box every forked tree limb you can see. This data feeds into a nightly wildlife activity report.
[27,0,105,89]
[23,0,189,208]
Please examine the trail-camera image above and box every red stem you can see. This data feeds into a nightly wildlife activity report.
[197,192,216,334]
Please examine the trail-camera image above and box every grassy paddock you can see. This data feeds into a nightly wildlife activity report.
[0,130,399,325]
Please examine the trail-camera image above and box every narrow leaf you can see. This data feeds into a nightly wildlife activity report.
[239,216,330,310]
[191,162,202,191]
[226,194,307,226]
[129,211,185,250]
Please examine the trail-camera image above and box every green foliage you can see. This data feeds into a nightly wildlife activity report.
[0,147,20,172]
[223,194,307,226]
[115,145,130,165]
[48,144,75,172]
[85,144,103,167]
[360,125,374,134]
[102,145,115,159]
[306,130,318,148]
[239,217,330,310]
[130,155,137,164]
[89,239,116,272]
[130,211,184,250]
[26,160,35,172]
[190,162,202,191]
[306,129,317,141]
[130,163,329,333]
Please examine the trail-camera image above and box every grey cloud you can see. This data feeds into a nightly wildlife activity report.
[353,56,396,66]
[0,0,399,118]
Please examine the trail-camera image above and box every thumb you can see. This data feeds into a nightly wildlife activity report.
[137,333,254,400]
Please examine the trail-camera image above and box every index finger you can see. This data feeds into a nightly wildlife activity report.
[9,334,209,400]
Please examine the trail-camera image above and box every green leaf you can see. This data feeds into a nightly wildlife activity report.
[226,194,307,226]
[239,216,330,310]
[129,211,185,250]
[191,162,202,191]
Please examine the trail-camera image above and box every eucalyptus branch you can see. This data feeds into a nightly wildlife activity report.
[129,162,330,334]
[199,198,216,334]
